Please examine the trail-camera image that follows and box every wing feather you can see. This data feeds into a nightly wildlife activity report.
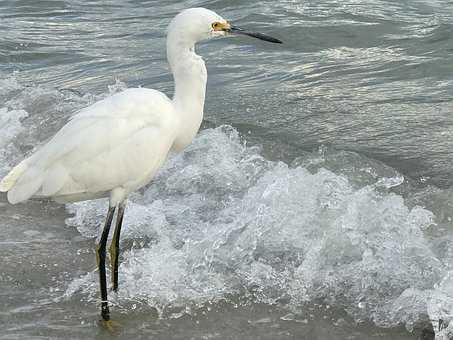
[2,88,178,204]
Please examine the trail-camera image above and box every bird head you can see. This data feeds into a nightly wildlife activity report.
[167,8,282,45]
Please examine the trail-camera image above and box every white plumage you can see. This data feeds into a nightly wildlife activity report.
[2,88,177,204]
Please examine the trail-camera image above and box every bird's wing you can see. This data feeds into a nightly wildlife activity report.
[5,88,178,203]
[39,88,173,163]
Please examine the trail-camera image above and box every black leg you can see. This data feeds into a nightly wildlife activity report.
[96,206,116,321]
[109,202,126,292]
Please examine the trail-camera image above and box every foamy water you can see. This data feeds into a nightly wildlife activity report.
[1,76,453,339]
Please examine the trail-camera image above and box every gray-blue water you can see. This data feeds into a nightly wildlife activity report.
[1,1,453,339]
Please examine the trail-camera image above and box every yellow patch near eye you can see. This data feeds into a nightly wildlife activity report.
[211,21,230,31]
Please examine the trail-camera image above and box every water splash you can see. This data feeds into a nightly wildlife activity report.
[64,126,451,336]
[0,107,28,177]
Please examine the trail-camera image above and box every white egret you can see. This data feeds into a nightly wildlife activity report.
[0,7,281,329]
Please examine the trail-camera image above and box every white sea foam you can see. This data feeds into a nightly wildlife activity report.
[0,107,28,177]
[64,126,452,336]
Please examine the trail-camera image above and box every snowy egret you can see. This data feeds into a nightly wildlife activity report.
[0,7,281,328]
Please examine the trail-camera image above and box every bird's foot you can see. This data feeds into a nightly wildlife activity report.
[99,319,122,335]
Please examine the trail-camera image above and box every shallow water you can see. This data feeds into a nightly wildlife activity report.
[1,0,453,339]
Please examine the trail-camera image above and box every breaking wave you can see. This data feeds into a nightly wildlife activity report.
[2,76,452,339]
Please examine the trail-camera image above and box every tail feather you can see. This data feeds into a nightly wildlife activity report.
[7,175,43,204]
[0,160,44,204]
[0,160,28,192]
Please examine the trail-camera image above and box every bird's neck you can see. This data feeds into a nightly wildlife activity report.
[167,38,207,150]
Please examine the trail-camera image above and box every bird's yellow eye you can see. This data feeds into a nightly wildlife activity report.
[211,21,230,31]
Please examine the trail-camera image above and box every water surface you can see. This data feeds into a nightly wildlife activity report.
[1,0,453,339]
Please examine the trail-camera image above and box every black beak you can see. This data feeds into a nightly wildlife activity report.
[227,25,282,44]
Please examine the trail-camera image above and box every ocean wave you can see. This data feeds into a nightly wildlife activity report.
[1,75,452,338]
